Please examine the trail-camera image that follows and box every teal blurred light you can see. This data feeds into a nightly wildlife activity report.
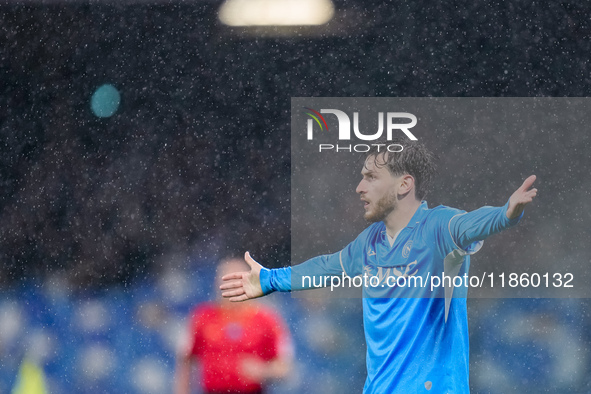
[91,84,120,118]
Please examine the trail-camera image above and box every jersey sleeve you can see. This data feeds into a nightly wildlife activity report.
[429,200,523,258]
[258,308,294,362]
[260,225,373,294]
[449,199,523,250]
[186,306,207,358]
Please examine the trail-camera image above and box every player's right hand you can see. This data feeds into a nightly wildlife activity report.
[220,252,264,301]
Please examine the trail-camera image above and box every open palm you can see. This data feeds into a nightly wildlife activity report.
[506,175,538,220]
[220,252,264,302]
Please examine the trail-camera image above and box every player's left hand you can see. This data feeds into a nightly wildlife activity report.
[506,175,538,220]
[240,357,268,382]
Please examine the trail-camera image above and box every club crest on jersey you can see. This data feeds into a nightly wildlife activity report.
[402,240,413,258]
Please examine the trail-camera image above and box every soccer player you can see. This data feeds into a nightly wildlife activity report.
[175,258,293,394]
[220,141,537,393]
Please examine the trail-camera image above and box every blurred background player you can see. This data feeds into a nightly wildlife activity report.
[175,257,293,394]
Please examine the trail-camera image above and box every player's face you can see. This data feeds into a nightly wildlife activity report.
[356,155,401,222]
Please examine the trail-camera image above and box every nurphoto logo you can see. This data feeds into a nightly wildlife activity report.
[303,107,418,152]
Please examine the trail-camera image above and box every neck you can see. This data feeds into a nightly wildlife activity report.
[219,298,242,310]
[383,198,422,238]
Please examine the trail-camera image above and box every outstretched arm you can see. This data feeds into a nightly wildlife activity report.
[220,252,264,302]
[450,175,538,250]
[221,241,363,300]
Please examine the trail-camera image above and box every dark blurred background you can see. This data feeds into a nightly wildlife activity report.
[2,1,591,287]
[1,1,591,393]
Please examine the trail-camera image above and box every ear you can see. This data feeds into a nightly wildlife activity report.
[399,175,415,195]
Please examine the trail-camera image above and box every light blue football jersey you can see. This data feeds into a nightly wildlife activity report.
[261,200,522,393]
